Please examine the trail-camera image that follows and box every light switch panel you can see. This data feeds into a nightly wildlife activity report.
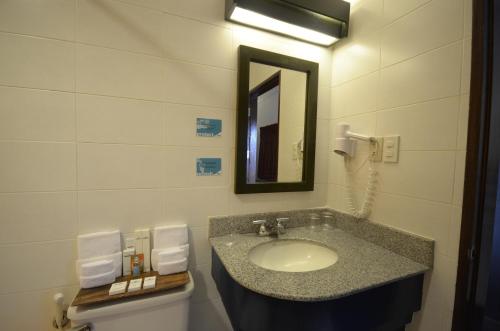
[383,136,400,163]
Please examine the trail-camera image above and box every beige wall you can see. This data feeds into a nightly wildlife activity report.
[327,0,472,330]
[249,63,280,89]
[0,0,332,330]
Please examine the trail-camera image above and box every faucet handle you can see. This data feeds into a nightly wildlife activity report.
[253,220,270,236]
[276,218,288,236]
[253,219,267,225]
[276,218,289,229]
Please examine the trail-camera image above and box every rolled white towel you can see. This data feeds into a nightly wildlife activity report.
[79,269,116,289]
[157,257,188,276]
[151,244,189,272]
[153,225,188,249]
[80,259,113,277]
[76,251,122,278]
[77,230,121,260]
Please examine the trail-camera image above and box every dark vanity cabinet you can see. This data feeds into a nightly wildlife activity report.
[212,250,425,331]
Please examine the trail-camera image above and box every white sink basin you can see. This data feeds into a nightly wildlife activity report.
[248,239,338,272]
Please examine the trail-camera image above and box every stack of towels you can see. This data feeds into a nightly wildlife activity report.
[151,225,189,275]
[76,230,122,289]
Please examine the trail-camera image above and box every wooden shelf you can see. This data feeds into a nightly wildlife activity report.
[72,271,189,307]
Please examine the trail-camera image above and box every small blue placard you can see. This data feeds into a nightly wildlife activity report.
[196,158,222,176]
[196,118,222,137]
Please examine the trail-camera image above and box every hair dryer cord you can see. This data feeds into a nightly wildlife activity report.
[344,157,377,219]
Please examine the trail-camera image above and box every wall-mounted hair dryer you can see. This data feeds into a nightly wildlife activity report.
[333,123,379,219]
[334,123,377,158]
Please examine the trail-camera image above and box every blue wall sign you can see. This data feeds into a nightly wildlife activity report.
[196,158,222,176]
[196,118,222,137]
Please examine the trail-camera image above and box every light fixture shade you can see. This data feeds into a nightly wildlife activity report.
[225,0,350,46]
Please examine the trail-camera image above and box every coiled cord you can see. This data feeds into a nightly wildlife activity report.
[344,154,378,219]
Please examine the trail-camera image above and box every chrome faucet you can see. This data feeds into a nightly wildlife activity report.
[253,218,289,237]
[253,219,270,236]
[276,217,288,237]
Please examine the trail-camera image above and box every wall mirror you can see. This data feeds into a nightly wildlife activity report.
[235,46,318,194]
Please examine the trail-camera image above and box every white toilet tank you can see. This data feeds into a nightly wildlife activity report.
[68,273,194,331]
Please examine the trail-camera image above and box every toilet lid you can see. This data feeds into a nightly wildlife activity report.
[67,272,194,321]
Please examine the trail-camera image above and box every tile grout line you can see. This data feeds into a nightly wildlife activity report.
[75,39,237,71]
[74,0,80,235]
[0,83,234,112]
[112,0,230,31]
[330,93,464,121]
[331,38,465,89]
[0,283,80,297]
[0,30,237,72]
[0,138,235,150]
[0,238,75,249]
[328,182,455,206]
[0,186,233,195]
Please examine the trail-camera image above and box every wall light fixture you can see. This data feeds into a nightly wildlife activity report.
[225,0,350,46]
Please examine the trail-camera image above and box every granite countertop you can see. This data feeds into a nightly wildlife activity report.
[210,226,430,302]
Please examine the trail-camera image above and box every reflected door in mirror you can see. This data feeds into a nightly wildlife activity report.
[246,62,307,184]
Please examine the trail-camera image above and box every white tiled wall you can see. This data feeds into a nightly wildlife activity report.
[0,1,331,330]
[0,0,471,329]
[328,0,472,330]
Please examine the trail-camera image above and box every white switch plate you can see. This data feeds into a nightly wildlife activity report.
[383,136,400,163]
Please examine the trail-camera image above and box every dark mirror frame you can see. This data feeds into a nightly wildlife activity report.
[235,45,319,194]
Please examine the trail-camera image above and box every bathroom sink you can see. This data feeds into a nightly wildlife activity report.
[248,239,338,272]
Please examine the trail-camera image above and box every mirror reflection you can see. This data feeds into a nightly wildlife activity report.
[246,62,307,184]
